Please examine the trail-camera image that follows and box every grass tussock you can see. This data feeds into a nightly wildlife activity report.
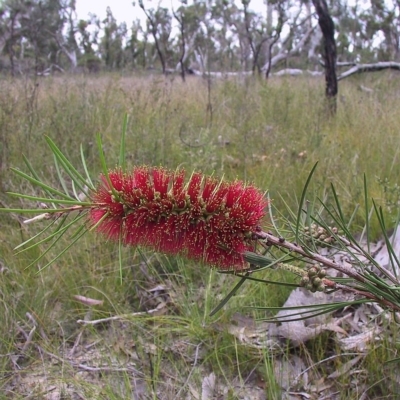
[1,72,400,399]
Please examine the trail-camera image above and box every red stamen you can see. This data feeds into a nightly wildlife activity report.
[89,167,267,271]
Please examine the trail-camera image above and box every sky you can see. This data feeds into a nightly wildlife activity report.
[75,0,267,27]
[76,0,143,25]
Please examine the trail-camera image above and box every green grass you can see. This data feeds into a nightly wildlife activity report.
[1,72,400,399]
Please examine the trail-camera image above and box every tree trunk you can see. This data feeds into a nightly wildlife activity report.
[173,9,186,82]
[312,0,337,115]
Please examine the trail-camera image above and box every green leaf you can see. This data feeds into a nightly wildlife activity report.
[233,273,299,288]
[23,213,86,266]
[71,179,80,201]
[0,207,80,214]
[373,200,400,280]
[96,133,118,198]
[330,183,345,224]
[119,236,123,284]
[80,143,95,190]
[16,214,70,253]
[243,252,296,272]
[119,114,128,171]
[10,168,74,201]
[14,217,60,251]
[363,174,371,253]
[252,299,369,322]
[209,274,249,316]
[295,162,318,242]
[25,222,70,269]
[6,192,92,206]
[45,136,88,191]
[53,152,70,197]
[22,155,55,200]
[36,225,88,273]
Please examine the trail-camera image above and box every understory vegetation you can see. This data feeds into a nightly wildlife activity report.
[1,72,400,399]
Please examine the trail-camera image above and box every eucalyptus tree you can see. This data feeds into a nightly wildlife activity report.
[0,0,77,74]
[139,0,174,74]
[170,0,217,74]
[327,0,400,63]
[124,20,146,70]
[77,14,101,72]
[99,7,127,70]
[208,0,240,71]
[359,0,400,61]
[245,0,285,76]
[312,0,337,114]
[189,0,216,72]
[14,0,65,73]
[260,1,316,73]
[0,0,32,75]
[172,0,211,79]
[57,0,79,70]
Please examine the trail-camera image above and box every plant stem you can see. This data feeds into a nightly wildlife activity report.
[255,230,367,282]
[255,230,400,312]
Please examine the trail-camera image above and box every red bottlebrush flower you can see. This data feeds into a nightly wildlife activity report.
[88,167,267,271]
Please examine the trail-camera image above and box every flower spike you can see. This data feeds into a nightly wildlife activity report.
[89,167,267,270]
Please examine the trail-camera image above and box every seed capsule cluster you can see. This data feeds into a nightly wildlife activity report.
[303,223,339,247]
[300,264,327,292]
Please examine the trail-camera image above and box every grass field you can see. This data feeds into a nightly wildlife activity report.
[1,72,400,399]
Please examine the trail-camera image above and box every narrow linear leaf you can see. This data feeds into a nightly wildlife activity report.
[277,192,298,222]
[22,155,54,199]
[119,236,123,284]
[330,183,345,224]
[45,136,88,189]
[363,174,370,253]
[373,200,400,279]
[311,212,387,279]
[254,300,370,323]
[10,168,73,200]
[209,275,248,316]
[296,162,318,242]
[71,179,80,201]
[0,208,82,214]
[6,192,92,206]
[346,203,359,231]
[36,226,88,273]
[119,114,128,171]
[14,217,60,251]
[234,274,299,287]
[53,149,87,194]
[267,194,286,237]
[304,199,312,231]
[53,153,70,196]
[314,201,365,254]
[80,143,95,190]
[68,223,87,240]
[253,299,369,311]
[16,214,69,253]
[260,306,349,323]
[25,222,71,269]
[17,213,86,254]
[22,154,41,180]
[96,133,118,198]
